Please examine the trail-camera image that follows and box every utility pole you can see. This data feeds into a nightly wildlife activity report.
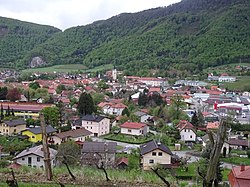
[40,113,53,181]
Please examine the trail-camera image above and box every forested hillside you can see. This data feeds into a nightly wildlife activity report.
[0,17,61,68]
[1,0,250,76]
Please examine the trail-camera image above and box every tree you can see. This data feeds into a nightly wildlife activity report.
[0,87,8,100]
[41,107,60,128]
[168,94,186,121]
[97,80,109,90]
[29,81,40,90]
[6,88,21,102]
[56,84,66,94]
[121,107,130,116]
[191,111,199,128]
[197,110,205,127]
[138,92,148,106]
[77,92,95,116]
[0,104,4,120]
[91,93,105,105]
[148,92,163,106]
[57,141,81,166]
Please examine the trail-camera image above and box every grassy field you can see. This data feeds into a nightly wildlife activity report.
[222,156,250,165]
[221,76,250,91]
[205,63,250,74]
[22,64,113,73]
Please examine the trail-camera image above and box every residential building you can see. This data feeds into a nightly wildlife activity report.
[22,125,57,143]
[228,139,249,150]
[49,128,93,145]
[140,140,173,170]
[73,115,110,137]
[228,165,250,187]
[120,122,148,136]
[13,145,57,168]
[134,111,154,124]
[0,102,54,119]
[116,157,129,169]
[81,141,117,167]
[218,75,236,82]
[177,120,196,142]
[98,102,127,116]
[0,119,26,135]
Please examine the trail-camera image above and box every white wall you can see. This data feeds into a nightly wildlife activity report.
[180,129,196,142]
[15,154,56,168]
[82,118,110,136]
[121,126,148,136]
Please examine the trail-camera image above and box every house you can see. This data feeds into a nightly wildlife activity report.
[206,121,220,131]
[228,139,249,150]
[228,165,250,187]
[140,140,173,170]
[81,141,117,167]
[134,111,154,124]
[98,102,127,116]
[176,120,196,142]
[218,75,236,82]
[1,102,54,119]
[49,128,93,145]
[13,145,57,168]
[116,157,129,169]
[0,119,26,135]
[22,125,57,143]
[120,122,148,136]
[73,115,110,137]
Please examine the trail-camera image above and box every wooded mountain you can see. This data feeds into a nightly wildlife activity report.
[0,0,250,76]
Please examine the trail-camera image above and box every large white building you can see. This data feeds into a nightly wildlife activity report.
[73,115,110,137]
[120,122,148,136]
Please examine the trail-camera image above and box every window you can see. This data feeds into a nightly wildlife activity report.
[32,136,35,139]
[184,129,186,132]
[14,129,16,133]
[22,158,25,161]
[128,129,131,133]
[149,159,154,164]
[190,135,192,138]
[152,152,156,156]
[91,127,92,129]
[158,152,163,156]
[37,157,40,162]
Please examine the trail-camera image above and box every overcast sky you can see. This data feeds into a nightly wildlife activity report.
[0,0,181,30]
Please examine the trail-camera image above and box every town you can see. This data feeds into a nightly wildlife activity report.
[0,66,249,187]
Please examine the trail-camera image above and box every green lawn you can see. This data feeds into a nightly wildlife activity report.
[103,133,153,144]
[222,156,250,165]
[221,76,250,91]
[22,63,113,73]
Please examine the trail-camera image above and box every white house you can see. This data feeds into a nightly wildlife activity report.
[177,120,196,142]
[98,102,127,116]
[218,76,236,82]
[72,115,110,137]
[49,128,93,145]
[140,140,173,170]
[120,122,148,136]
[13,145,57,168]
[134,111,154,123]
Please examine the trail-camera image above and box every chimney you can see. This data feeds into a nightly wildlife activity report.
[240,164,245,172]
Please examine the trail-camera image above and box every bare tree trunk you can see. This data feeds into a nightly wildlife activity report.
[96,162,110,181]
[151,168,170,187]
[204,119,227,187]
[62,156,76,180]
[40,113,53,181]
[6,169,18,187]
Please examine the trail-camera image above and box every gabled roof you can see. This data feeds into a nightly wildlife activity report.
[229,166,250,187]
[3,119,26,127]
[55,128,92,139]
[25,125,57,134]
[228,139,249,147]
[81,115,105,122]
[82,142,117,154]
[140,140,172,156]
[176,120,194,130]
[14,145,57,160]
[120,122,146,129]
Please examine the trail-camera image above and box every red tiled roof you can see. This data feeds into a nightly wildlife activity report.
[176,120,194,130]
[229,166,250,187]
[149,87,161,92]
[0,102,53,112]
[120,122,146,129]
[207,121,220,130]
[116,157,129,166]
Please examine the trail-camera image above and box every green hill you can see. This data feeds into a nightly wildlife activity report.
[0,17,61,68]
[1,0,250,76]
